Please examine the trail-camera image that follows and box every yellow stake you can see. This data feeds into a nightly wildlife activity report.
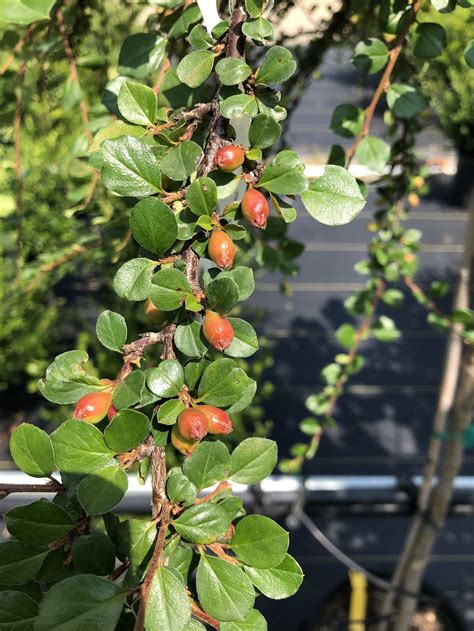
[348,570,368,631]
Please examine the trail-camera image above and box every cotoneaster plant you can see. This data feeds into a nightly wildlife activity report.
[0,1,369,629]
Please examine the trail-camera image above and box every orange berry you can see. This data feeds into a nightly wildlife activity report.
[208,229,236,269]
[177,408,209,441]
[199,405,233,435]
[241,188,269,229]
[73,390,113,424]
[202,310,234,351]
[171,424,199,457]
[215,145,245,172]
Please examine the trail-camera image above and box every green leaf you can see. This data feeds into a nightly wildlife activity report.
[9,424,55,478]
[259,151,307,195]
[118,33,166,80]
[117,518,156,566]
[113,370,146,409]
[355,136,390,174]
[215,59,252,86]
[114,258,154,302]
[371,315,401,342]
[226,379,257,414]
[224,318,258,358]
[255,46,296,84]
[431,0,456,12]
[118,81,157,125]
[220,95,258,119]
[0,0,54,25]
[183,440,230,489]
[352,38,389,74]
[149,268,193,311]
[156,399,185,425]
[104,409,151,452]
[464,39,474,68]
[4,500,74,547]
[386,83,428,120]
[0,590,38,629]
[413,22,446,59]
[206,276,240,314]
[330,104,364,139]
[301,165,366,226]
[35,575,126,631]
[101,136,162,197]
[130,198,178,255]
[245,0,265,18]
[208,171,241,199]
[188,24,214,49]
[270,195,297,223]
[77,465,128,515]
[244,554,303,599]
[71,533,116,576]
[166,468,196,505]
[51,420,115,474]
[249,114,281,149]
[198,359,253,407]
[230,437,277,484]
[242,17,273,43]
[196,556,255,622]
[185,177,217,216]
[145,566,191,631]
[175,320,208,358]
[336,323,356,349]
[35,548,67,584]
[147,359,184,397]
[221,609,267,630]
[161,141,203,181]
[226,267,255,301]
[231,515,288,569]
[96,310,127,352]
[177,50,215,88]
[0,542,48,586]
[173,504,230,543]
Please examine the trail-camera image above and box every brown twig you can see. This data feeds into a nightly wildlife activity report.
[56,8,92,142]
[0,480,65,500]
[346,0,422,165]
[195,481,231,505]
[133,499,171,631]
[0,25,34,76]
[109,560,131,582]
[206,543,240,565]
[292,279,385,468]
[403,276,447,320]
[190,601,220,629]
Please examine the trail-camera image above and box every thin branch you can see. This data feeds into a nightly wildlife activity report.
[291,279,385,468]
[346,0,421,165]
[0,480,65,499]
[195,481,231,505]
[56,8,92,142]
[0,25,34,76]
[134,499,171,631]
[190,601,220,629]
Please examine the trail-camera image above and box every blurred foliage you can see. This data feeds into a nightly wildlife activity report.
[422,7,474,154]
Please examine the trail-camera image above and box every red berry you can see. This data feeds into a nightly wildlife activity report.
[73,390,113,424]
[215,145,245,172]
[202,310,234,351]
[171,424,199,457]
[241,188,269,229]
[178,408,209,441]
[107,405,118,421]
[208,229,236,270]
[199,405,233,435]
